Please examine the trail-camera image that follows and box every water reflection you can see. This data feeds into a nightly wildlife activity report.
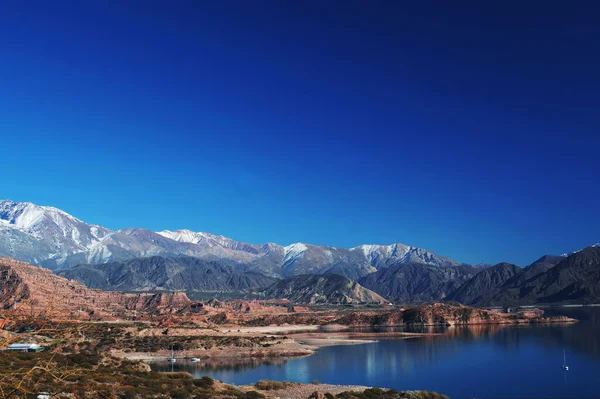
[153,356,290,373]
[151,308,600,399]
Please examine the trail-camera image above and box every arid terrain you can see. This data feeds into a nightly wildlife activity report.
[0,257,578,398]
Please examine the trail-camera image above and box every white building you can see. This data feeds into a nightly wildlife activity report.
[7,343,44,352]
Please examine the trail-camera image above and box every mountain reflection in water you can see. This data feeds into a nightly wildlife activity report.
[152,307,600,399]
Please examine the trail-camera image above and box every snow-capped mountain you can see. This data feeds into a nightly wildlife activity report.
[0,199,465,278]
[561,243,600,257]
[158,229,265,254]
[352,244,459,268]
[0,200,111,266]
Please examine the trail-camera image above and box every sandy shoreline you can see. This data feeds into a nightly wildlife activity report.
[114,315,576,363]
[115,328,439,362]
[239,382,373,398]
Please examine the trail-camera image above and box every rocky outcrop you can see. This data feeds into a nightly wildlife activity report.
[445,263,522,305]
[445,247,600,306]
[359,263,478,303]
[481,246,600,305]
[260,274,389,304]
[241,302,575,327]
[0,257,198,319]
[57,255,278,292]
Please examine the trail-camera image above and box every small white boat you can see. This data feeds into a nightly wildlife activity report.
[563,349,569,371]
[191,358,201,363]
[168,345,176,363]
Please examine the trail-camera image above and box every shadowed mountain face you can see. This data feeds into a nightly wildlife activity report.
[487,247,600,305]
[445,263,523,305]
[57,256,278,292]
[0,200,463,279]
[3,200,599,305]
[358,263,479,304]
[259,274,389,304]
[446,247,600,306]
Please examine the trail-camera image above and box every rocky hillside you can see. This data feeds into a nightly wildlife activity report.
[358,263,478,303]
[445,263,522,305]
[0,200,464,278]
[481,246,600,305]
[57,256,278,292]
[446,247,600,306]
[0,257,198,318]
[260,274,389,304]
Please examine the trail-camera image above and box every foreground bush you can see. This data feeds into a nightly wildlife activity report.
[255,379,293,390]
[332,388,448,399]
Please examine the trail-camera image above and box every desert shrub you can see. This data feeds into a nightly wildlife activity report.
[335,392,362,399]
[193,376,214,389]
[460,308,473,322]
[120,388,137,399]
[254,380,290,390]
[405,391,448,399]
[334,389,448,399]
[243,391,265,399]
[170,389,190,399]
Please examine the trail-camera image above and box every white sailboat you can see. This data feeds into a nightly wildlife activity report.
[168,345,176,363]
[563,349,569,371]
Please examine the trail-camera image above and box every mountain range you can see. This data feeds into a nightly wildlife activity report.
[0,200,461,278]
[358,263,479,303]
[2,200,599,306]
[260,274,388,304]
[57,255,277,293]
[447,247,600,306]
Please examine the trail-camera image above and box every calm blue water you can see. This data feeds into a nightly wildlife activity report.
[153,308,600,398]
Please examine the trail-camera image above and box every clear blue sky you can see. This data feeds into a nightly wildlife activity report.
[1,1,599,266]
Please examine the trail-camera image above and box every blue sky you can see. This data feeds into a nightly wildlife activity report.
[1,1,599,265]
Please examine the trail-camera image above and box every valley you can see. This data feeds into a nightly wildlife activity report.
[0,255,578,398]
[2,200,600,307]
[0,200,598,398]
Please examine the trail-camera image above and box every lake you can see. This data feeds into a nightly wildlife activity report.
[152,307,600,398]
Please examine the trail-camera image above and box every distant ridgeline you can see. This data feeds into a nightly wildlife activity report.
[1,200,599,306]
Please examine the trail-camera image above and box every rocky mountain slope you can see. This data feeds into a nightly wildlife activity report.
[259,274,389,304]
[445,262,523,305]
[0,257,197,318]
[358,263,478,303]
[446,247,600,306]
[0,200,462,278]
[57,256,277,292]
[481,246,600,305]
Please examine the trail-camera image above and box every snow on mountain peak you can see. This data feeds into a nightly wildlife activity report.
[0,200,112,264]
[158,229,202,244]
[284,243,308,261]
[1,200,48,229]
[0,200,462,274]
[561,242,600,257]
[158,229,239,248]
[0,200,85,230]
[353,243,411,261]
